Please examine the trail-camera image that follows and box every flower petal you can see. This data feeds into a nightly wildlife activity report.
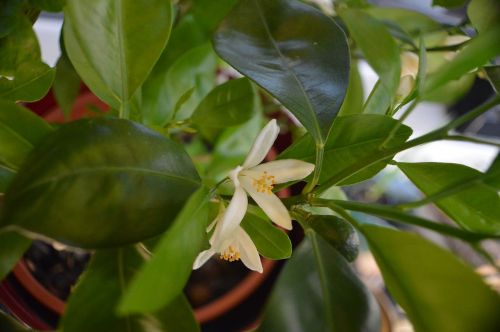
[193,248,216,270]
[212,185,248,245]
[235,227,263,273]
[243,159,315,184]
[240,176,292,230]
[242,119,280,168]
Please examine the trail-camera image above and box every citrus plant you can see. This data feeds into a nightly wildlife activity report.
[1,0,499,331]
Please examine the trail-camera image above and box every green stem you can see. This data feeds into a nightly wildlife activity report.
[311,198,498,242]
[381,99,418,148]
[119,101,131,119]
[314,95,500,195]
[302,142,324,194]
[210,177,229,196]
[444,94,500,131]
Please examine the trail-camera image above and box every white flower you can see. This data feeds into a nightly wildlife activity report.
[193,119,315,272]
[193,203,263,272]
[396,51,419,102]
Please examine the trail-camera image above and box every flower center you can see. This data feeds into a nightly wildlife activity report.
[252,171,276,195]
[220,245,240,262]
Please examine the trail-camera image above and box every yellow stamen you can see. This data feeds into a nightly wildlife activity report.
[220,246,241,262]
[252,171,276,195]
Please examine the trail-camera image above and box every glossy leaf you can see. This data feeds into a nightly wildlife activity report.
[341,9,400,101]
[191,78,256,127]
[0,101,53,170]
[2,118,200,248]
[0,19,54,102]
[119,188,210,314]
[424,24,500,94]
[398,162,500,235]
[60,247,199,332]
[214,0,350,143]
[0,231,31,281]
[363,225,500,332]
[241,209,292,260]
[53,52,81,118]
[307,214,359,262]
[279,114,412,185]
[144,43,217,125]
[63,0,172,110]
[258,232,380,332]
[468,0,500,34]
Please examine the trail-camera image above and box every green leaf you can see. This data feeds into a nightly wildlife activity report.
[53,52,81,118]
[141,0,238,126]
[63,0,173,112]
[487,153,500,189]
[206,113,264,181]
[258,232,380,332]
[28,0,66,12]
[2,118,200,248]
[118,188,210,314]
[485,65,500,93]
[0,101,53,170]
[365,7,441,37]
[60,247,199,332]
[340,9,400,101]
[0,0,24,38]
[468,0,500,34]
[0,231,31,281]
[363,79,392,114]
[62,21,119,109]
[398,162,500,235]
[189,0,239,33]
[0,166,15,192]
[0,18,55,102]
[279,114,412,185]
[191,78,256,127]
[362,225,500,332]
[433,0,466,8]
[307,214,359,262]
[424,24,500,94]
[241,209,291,260]
[424,74,475,105]
[143,43,217,125]
[338,61,364,116]
[214,0,350,143]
